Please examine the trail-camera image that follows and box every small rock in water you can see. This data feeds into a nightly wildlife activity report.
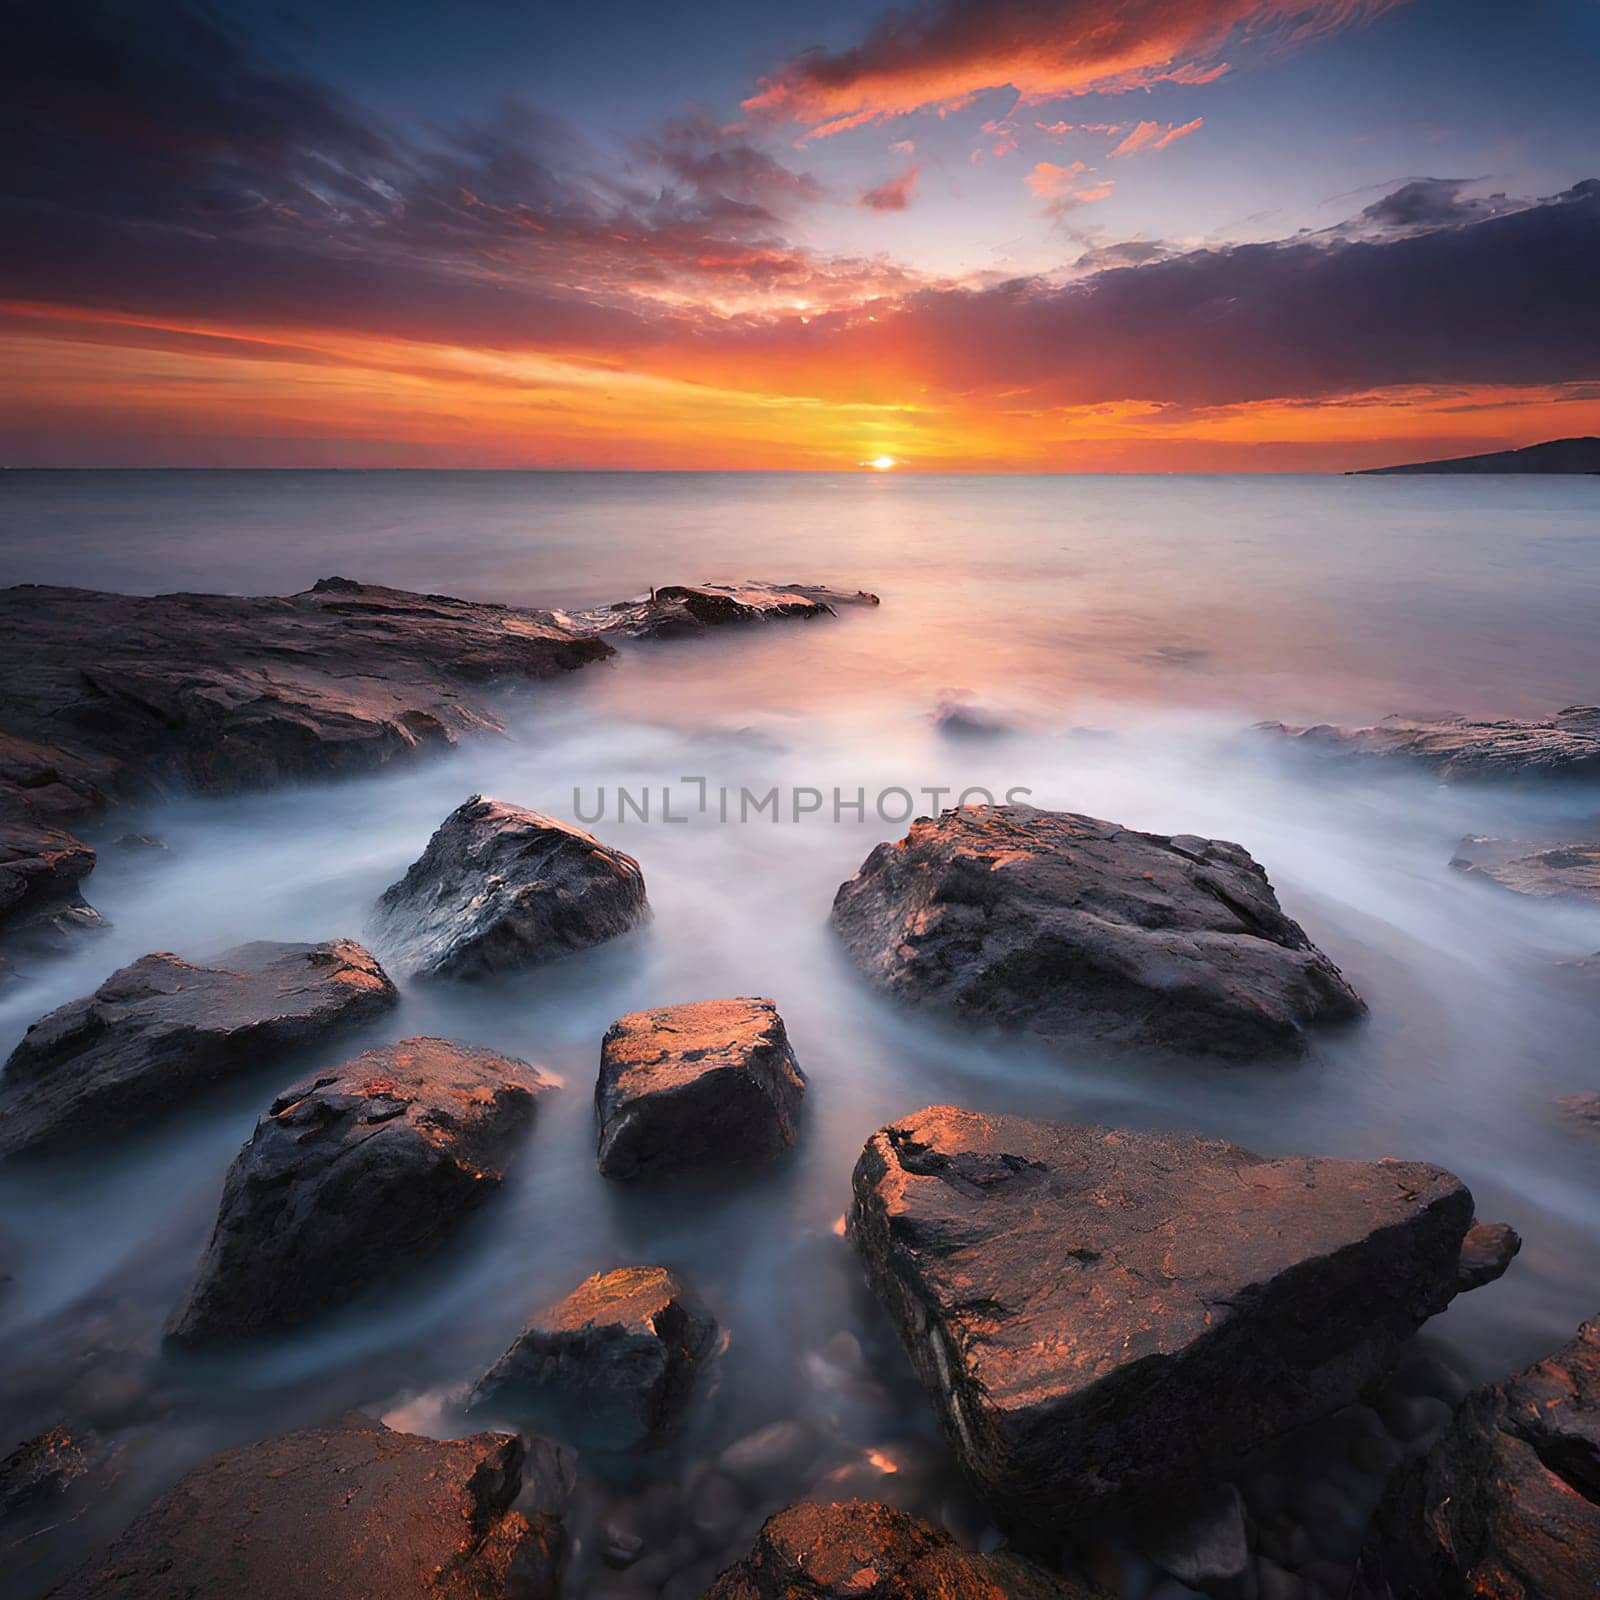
[47,1412,570,1600]
[703,1500,1101,1599]
[372,794,648,980]
[1450,832,1600,901]
[595,998,806,1180]
[0,938,398,1158]
[470,1266,716,1452]
[830,805,1364,1059]
[0,1426,98,1517]
[716,1420,820,1492]
[932,696,1015,740]
[1137,1484,1251,1590]
[850,1106,1500,1531]
[167,1036,550,1342]
[1454,1221,1521,1290]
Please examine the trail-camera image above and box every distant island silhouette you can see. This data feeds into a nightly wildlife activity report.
[1353,437,1600,475]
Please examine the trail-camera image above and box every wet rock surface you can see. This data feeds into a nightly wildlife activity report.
[596,998,806,1180]
[0,938,398,1158]
[575,582,879,642]
[373,795,649,980]
[1455,1221,1522,1290]
[0,1427,98,1519]
[830,805,1363,1059]
[849,1107,1491,1531]
[1357,1316,1600,1598]
[47,1412,570,1600]
[471,1266,717,1452]
[702,1499,1099,1599]
[1450,832,1600,901]
[168,1037,551,1342]
[0,576,873,964]
[1258,705,1600,781]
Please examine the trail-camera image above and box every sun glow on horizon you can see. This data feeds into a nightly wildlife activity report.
[863,453,898,470]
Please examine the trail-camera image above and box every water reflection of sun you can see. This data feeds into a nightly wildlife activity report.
[861,454,897,470]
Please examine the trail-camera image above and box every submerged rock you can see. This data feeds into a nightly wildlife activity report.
[830,805,1363,1059]
[0,939,398,1158]
[1258,706,1600,782]
[850,1107,1502,1531]
[48,1412,571,1600]
[595,997,806,1180]
[0,1426,98,1518]
[168,1037,550,1342]
[703,1499,1099,1599]
[470,1266,716,1452]
[1557,1090,1600,1130]
[373,795,648,980]
[576,581,879,642]
[1450,833,1600,901]
[1357,1317,1600,1598]
[932,697,1015,741]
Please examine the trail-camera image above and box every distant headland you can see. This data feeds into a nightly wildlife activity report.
[1352,437,1600,475]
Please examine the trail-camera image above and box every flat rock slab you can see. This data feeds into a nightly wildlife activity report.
[703,1499,1099,1599]
[1358,1317,1600,1598]
[471,1266,716,1452]
[573,581,879,641]
[595,998,806,1180]
[1258,706,1600,782]
[850,1108,1486,1531]
[830,805,1363,1059]
[1450,833,1600,901]
[0,939,398,1158]
[168,1037,550,1342]
[373,795,648,980]
[48,1412,570,1600]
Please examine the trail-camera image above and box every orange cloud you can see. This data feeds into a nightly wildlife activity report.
[1111,116,1205,156]
[1024,160,1115,214]
[744,0,1407,137]
[860,164,921,210]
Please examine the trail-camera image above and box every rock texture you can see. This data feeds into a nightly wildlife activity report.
[0,576,874,962]
[0,939,398,1158]
[1450,833,1600,901]
[1357,1317,1600,1598]
[595,998,806,1180]
[571,581,879,642]
[0,1427,97,1518]
[1259,706,1600,782]
[471,1266,716,1451]
[168,1037,550,1342]
[703,1500,1099,1599]
[48,1412,570,1600]
[373,796,649,980]
[830,806,1363,1059]
[850,1107,1496,1531]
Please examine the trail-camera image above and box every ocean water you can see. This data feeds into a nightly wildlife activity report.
[2,469,1599,1594]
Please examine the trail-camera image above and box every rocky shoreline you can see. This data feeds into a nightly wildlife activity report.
[1,576,1596,1597]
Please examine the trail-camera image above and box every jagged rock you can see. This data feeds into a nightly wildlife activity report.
[1258,706,1600,782]
[1357,1317,1600,1598]
[0,1426,97,1518]
[702,1499,1099,1599]
[595,998,806,1180]
[47,1412,571,1600]
[0,818,101,957]
[1450,833,1600,901]
[0,939,398,1158]
[1456,1222,1522,1290]
[850,1107,1501,1531]
[574,582,879,642]
[373,796,648,980]
[470,1266,716,1451]
[830,805,1363,1060]
[0,576,873,961]
[168,1037,550,1342]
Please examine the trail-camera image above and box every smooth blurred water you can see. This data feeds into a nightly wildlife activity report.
[1,469,1599,1595]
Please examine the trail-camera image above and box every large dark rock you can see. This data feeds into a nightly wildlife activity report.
[0,939,398,1158]
[1357,1317,1600,1598]
[0,576,874,961]
[1259,706,1600,782]
[168,1037,550,1342]
[830,805,1363,1059]
[1450,833,1600,901]
[703,1499,1099,1599]
[470,1266,716,1451]
[47,1412,571,1600]
[850,1107,1501,1532]
[574,581,879,642]
[595,998,806,1180]
[373,796,649,980]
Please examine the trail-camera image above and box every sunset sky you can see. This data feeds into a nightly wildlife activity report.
[4,0,1597,471]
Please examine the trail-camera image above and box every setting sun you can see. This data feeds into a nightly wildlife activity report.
[864,454,897,470]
